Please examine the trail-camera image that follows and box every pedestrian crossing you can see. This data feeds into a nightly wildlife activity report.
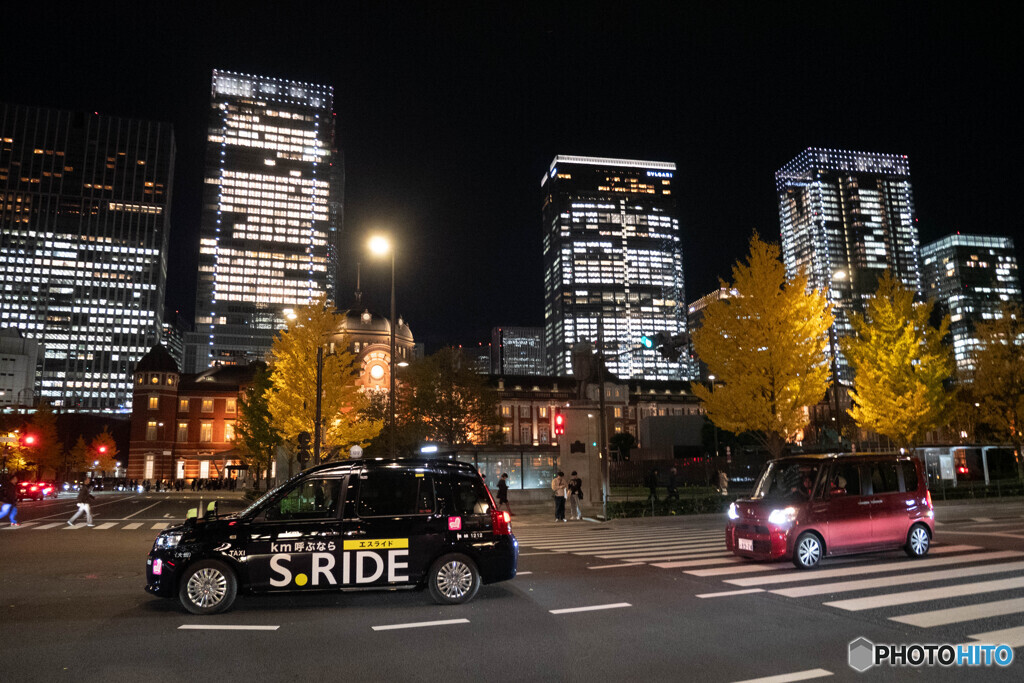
[515,524,1024,646]
[2,520,174,531]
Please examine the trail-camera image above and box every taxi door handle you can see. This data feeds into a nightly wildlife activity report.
[871,499,883,504]
[857,501,872,506]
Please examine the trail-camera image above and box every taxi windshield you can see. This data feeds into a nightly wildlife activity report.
[240,472,306,518]
[750,461,821,502]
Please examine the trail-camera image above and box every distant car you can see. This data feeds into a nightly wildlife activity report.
[726,453,934,568]
[17,481,58,501]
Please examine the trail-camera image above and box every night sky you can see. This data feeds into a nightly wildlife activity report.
[3,2,1018,350]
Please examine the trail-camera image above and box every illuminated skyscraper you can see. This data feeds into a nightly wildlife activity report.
[195,69,341,368]
[0,103,175,411]
[776,148,921,378]
[492,326,545,376]
[542,155,686,380]
[922,234,1021,375]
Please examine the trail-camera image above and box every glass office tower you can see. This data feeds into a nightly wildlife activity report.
[195,69,341,368]
[0,104,175,411]
[922,234,1021,375]
[542,155,686,380]
[776,148,921,378]
[492,326,545,375]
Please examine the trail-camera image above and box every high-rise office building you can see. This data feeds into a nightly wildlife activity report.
[776,147,921,378]
[687,288,736,383]
[195,69,341,368]
[492,326,545,376]
[922,234,1021,375]
[542,155,686,380]
[0,104,175,411]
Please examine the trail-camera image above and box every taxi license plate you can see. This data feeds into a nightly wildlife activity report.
[738,538,753,552]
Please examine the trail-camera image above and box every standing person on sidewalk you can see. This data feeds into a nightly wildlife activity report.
[0,474,21,527]
[645,468,660,502]
[496,473,513,515]
[567,471,583,520]
[68,477,96,527]
[666,467,679,501]
[551,471,568,522]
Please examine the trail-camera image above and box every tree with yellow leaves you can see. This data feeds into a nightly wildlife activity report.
[970,303,1024,481]
[268,295,382,462]
[90,426,119,474]
[692,234,833,458]
[842,271,953,448]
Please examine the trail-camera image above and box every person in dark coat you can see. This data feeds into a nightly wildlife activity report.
[646,468,659,502]
[496,473,512,515]
[0,474,21,527]
[666,467,679,501]
[67,477,96,526]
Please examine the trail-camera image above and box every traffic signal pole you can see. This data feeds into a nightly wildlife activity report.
[598,321,609,521]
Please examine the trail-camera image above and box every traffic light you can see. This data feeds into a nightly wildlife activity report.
[20,433,37,447]
[296,431,312,465]
[639,334,654,349]
[553,413,565,436]
[97,445,107,454]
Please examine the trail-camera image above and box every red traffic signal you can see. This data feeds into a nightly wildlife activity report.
[554,413,565,436]
[97,445,107,454]
[21,433,37,446]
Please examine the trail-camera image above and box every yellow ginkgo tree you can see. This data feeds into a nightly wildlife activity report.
[268,295,383,462]
[692,234,833,458]
[841,271,953,447]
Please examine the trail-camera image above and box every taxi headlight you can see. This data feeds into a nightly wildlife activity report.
[727,502,739,520]
[767,507,797,526]
[156,532,183,549]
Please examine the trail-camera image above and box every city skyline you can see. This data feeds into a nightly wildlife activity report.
[1,3,1019,351]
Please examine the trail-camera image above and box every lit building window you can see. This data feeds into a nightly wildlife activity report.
[224,421,235,441]
[201,398,214,413]
[179,399,189,413]
[146,421,158,441]
[200,422,213,442]
[226,398,236,414]
[176,422,188,442]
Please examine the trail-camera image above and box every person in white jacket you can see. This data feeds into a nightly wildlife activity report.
[551,471,568,522]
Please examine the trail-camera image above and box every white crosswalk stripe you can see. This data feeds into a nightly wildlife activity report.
[11,520,171,531]
[520,524,1024,637]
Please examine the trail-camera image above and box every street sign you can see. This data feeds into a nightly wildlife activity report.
[1,436,18,444]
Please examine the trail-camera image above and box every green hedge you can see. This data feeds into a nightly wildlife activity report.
[607,495,735,518]
[930,481,1024,501]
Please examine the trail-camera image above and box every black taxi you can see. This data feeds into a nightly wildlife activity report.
[146,458,518,614]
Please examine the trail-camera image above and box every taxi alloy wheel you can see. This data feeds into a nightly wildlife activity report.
[905,524,931,558]
[428,554,481,605]
[179,560,238,615]
[793,532,823,569]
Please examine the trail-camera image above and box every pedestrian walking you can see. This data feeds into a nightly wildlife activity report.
[718,469,729,496]
[567,471,583,520]
[0,474,21,527]
[68,477,96,527]
[551,471,568,522]
[666,467,679,501]
[645,468,659,502]
[496,473,513,515]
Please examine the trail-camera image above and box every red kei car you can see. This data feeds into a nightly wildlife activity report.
[726,453,934,569]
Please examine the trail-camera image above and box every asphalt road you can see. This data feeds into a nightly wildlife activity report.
[2,494,1022,682]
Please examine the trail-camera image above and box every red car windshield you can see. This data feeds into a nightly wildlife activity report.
[751,462,821,501]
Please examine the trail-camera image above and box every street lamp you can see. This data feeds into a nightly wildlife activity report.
[369,234,397,458]
[829,269,847,449]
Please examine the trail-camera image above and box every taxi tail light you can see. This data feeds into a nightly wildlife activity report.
[491,509,512,535]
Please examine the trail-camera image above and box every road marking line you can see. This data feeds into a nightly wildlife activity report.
[654,557,743,569]
[516,571,532,575]
[550,602,631,614]
[628,551,734,563]
[824,576,1024,611]
[967,625,1024,648]
[124,502,162,519]
[929,544,983,553]
[697,588,765,599]
[589,542,723,558]
[935,529,1024,540]
[891,597,1024,627]
[732,668,832,683]
[588,563,644,570]
[687,564,781,577]
[371,618,469,631]
[93,522,117,530]
[179,625,280,631]
[123,523,143,530]
[151,522,169,530]
[726,550,1022,587]
[4,522,37,529]
[775,560,1024,598]
[35,522,64,530]
[971,517,993,522]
